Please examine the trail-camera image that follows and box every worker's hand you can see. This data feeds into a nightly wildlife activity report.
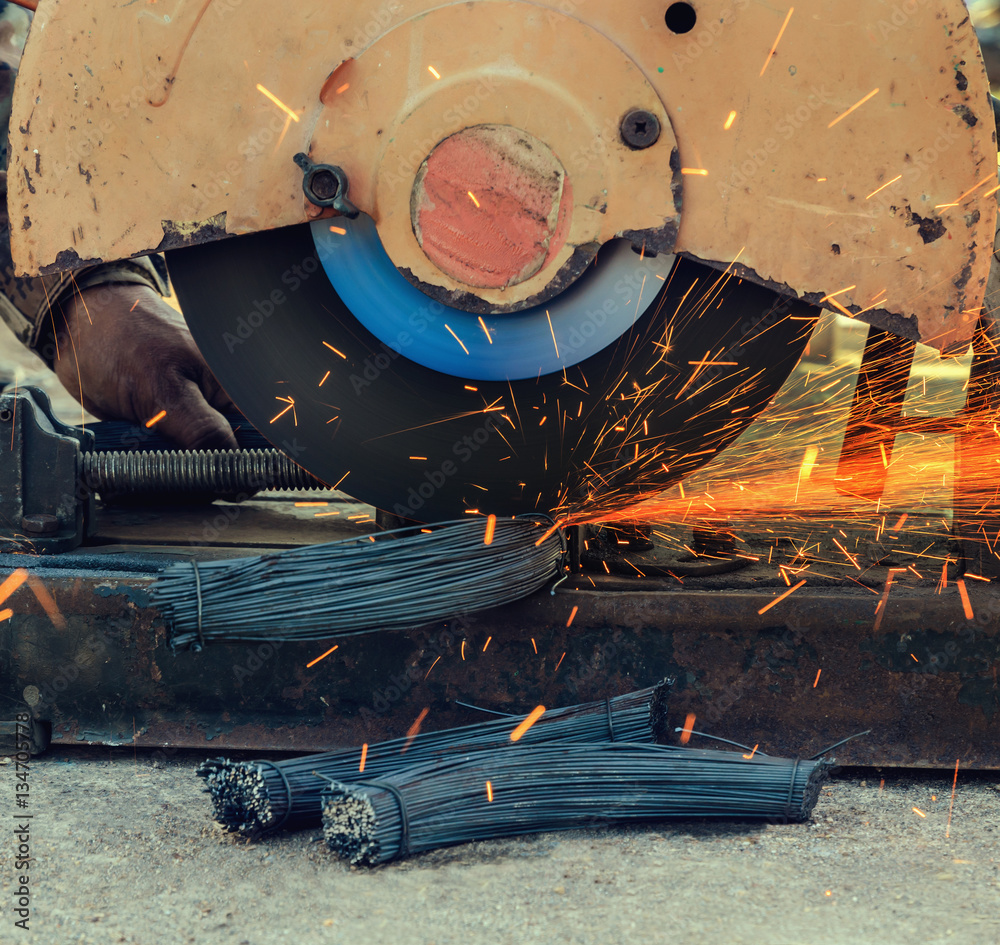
[53,284,239,451]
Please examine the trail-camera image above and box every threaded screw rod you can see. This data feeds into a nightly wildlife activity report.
[82,449,327,495]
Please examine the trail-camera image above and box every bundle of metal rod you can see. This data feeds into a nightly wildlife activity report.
[155,516,564,649]
[321,743,832,866]
[197,680,672,837]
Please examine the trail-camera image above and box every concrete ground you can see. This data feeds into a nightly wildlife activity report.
[1,748,997,945]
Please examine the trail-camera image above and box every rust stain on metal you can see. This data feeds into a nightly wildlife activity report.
[155,212,230,253]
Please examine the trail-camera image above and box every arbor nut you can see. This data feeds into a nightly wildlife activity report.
[21,514,59,536]
[309,169,341,202]
[620,109,661,150]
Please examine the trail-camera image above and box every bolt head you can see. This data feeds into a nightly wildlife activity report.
[309,169,341,201]
[21,513,59,536]
[620,109,661,150]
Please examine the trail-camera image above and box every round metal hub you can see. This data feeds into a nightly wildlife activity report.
[307,2,682,314]
[412,125,572,292]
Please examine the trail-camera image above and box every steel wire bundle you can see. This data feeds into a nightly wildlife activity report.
[197,680,672,837]
[154,516,564,649]
[321,742,833,866]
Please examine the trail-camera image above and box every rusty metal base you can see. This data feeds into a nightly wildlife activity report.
[3,536,998,767]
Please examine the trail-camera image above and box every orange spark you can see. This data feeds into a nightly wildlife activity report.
[323,341,347,359]
[0,608,12,622]
[828,88,880,128]
[827,298,855,319]
[813,668,822,688]
[461,640,466,660]
[359,743,368,772]
[329,225,347,235]
[26,575,66,629]
[467,191,480,208]
[428,65,441,79]
[566,605,578,627]
[294,501,329,507]
[444,324,470,355]
[401,707,429,752]
[306,643,339,668]
[424,655,442,679]
[874,569,906,631]
[319,370,331,386]
[478,316,493,344]
[760,7,795,77]
[957,579,974,621]
[509,705,546,742]
[679,713,696,745]
[483,635,492,652]
[545,310,560,358]
[757,579,806,615]
[833,538,860,571]
[0,570,28,607]
[144,410,167,429]
[554,651,566,672]
[742,743,759,760]
[129,299,141,312]
[270,396,296,425]
[724,110,737,130]
[336,83,350,94]
[946,759,959,838]
[912,807,926,818]
[256,84,300,121]
[534,521,562,547]
[485,780,493,802]
[531,638,538,654]
[866,174,902,200]
[935,173,997,209]
[680,168,709,176]
[484,514,496,545]
[891,513,908,532]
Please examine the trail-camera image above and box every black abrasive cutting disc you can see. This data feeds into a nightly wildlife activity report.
[168,223,816,521]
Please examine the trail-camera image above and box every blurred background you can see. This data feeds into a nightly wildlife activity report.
[972,0,1000,89]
